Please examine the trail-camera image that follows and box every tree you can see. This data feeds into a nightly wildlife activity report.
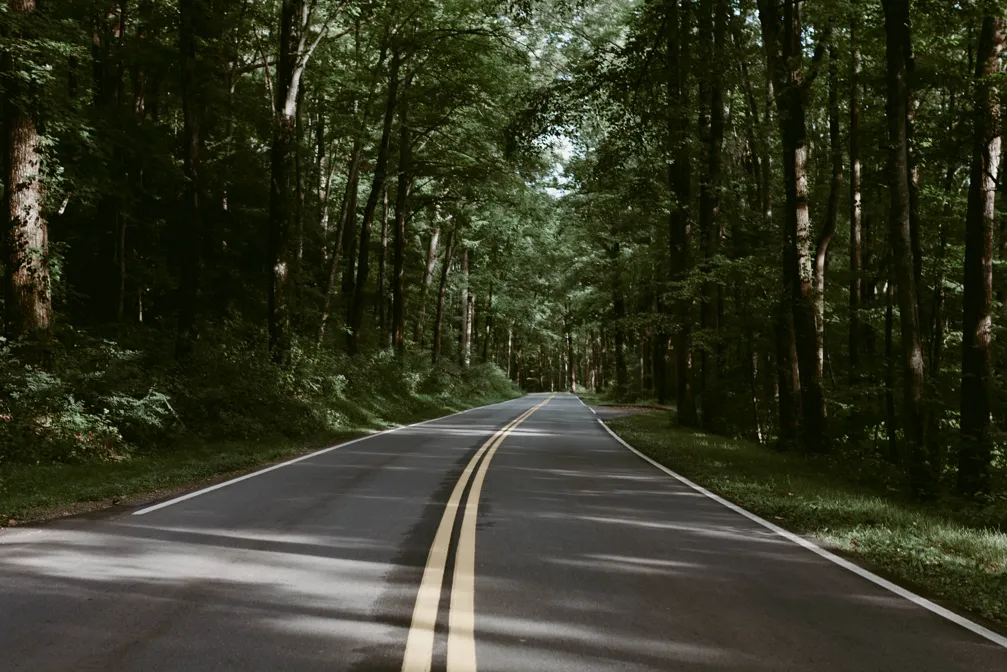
[958,9,1005,498]
[882,0,932,496]
[4,0,52,364]
[757,0,830,452]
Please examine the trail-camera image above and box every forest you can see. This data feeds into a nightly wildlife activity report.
[2,0,1007,540]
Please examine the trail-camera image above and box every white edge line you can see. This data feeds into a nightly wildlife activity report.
[575,394,598,415]
[131,398,520,516]
[595,418,1007,650]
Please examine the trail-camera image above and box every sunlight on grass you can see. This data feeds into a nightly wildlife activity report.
[608,412,1007,627]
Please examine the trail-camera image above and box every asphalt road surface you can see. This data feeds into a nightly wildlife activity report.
[2,393,1006,671]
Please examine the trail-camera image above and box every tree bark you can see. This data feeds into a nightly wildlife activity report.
[391,68,413,355]
[378,185,389,346]
[4,0,52,362]
[849,20,863,379]
[885,273,898,462]
[414,222,441,345]
[611,242,628,401]
[958,13,1004,497]
[348,53,401,355]
[882,0,933,496]
[432,227,456,364]
[482,281,493,363]
[758,0,828,451]
[699,0,726,429]
[267,0,306,365]
[667,0,699,425]
[176,0,209,360]
[459,247,472,366]
[814,43,841,383]
[566,312,577,392]
[317,39,388,347]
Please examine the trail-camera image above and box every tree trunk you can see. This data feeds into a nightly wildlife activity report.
[814,43,841,383]
[566,317,577,392]
[317,149,357,347]
[758,0,828,452]
[699,0,726,429]
[885,274,898,462]
[4,0,52,362]
[378,185,389,346]
[774,297,801,447]
[414,223,441,345]
[482,281,493,363]
[391,69,413,355]
[667,0,699,425]
[176,0,208,360]
[507,325,514,379]
[849,21,863,379]
[432,227,456,364]
[882,0,933,496]
[348,54,401,355]
[958,13,1004,497]
[459,247,472,366]
[611,242,628,401]
[267,0,307,365]
[317,39,388,347]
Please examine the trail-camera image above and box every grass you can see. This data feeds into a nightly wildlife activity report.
[0,383,520,526]
[605,410,1007,629]
[577,391,671,409]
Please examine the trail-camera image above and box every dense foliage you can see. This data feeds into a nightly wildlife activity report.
[538,0,1007,504]
[2,0,1007,511]
[0,0,543,466]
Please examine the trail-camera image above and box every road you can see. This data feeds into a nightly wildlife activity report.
[1,393,1005,671]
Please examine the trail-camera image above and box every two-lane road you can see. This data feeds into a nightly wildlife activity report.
[2,394,1005,670]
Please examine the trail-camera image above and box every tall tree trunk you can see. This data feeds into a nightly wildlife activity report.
[849,20,863,379]
[506,325,513,379]
[348,54,401,355]
[459,247,472,366]
[699,0,726,429]
[377,185,389,346]
[667,0,699,425]
[882,0,933,496]
[176,0,207,360]
[611,242,628,401]
[653,300,669,404]
[432,227,456,364]
[774,297,802,446]
[758,0,829,452]
[814,43,842,383]
[391,69,413,355]
[4,0,52,363]
[931,154,957,373]
[958,13,1005,497]
[317,151,355,347]
[482,282,493,363]
[267,0,306,365]
[885,273,898,462]
[566,311,577,392]
[317,38,388,347]
[414,222,441,345]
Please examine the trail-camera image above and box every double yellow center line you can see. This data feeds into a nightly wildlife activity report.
[401,396,553,672]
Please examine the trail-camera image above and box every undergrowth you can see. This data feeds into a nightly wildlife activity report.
[0,326,520,523]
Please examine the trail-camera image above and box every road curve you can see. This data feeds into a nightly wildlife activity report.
[1,393,1005,671]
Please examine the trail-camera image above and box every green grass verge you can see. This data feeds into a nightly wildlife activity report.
[606,411,1007,629]
[577,391,670,409]
[0,390,518,526]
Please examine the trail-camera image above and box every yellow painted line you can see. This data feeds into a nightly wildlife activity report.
[400,398,549,672]
[447,395,553,672]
